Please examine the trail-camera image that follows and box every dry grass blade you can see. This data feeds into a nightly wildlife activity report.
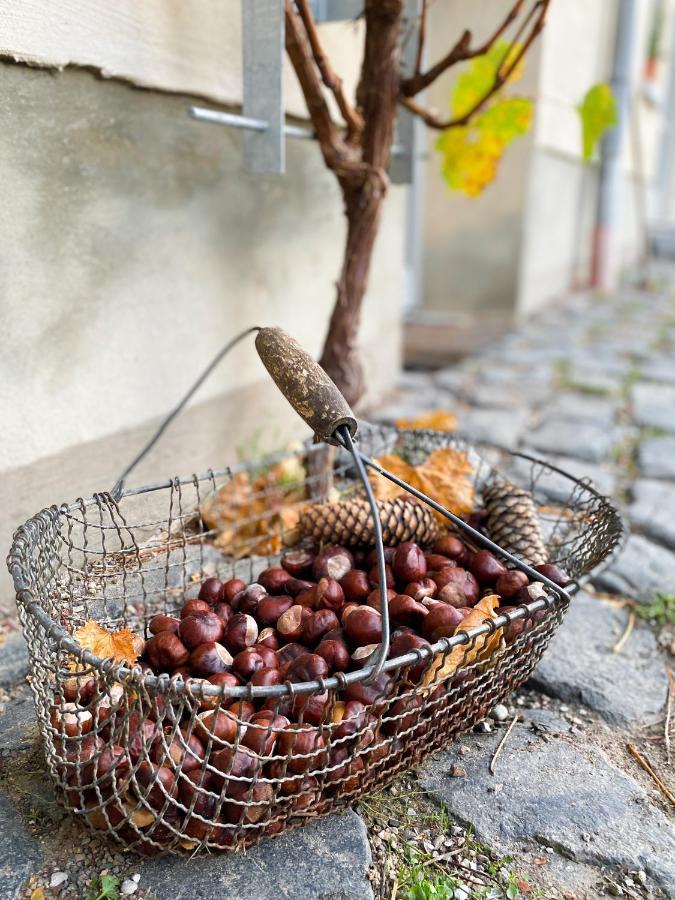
[626,743,675,807]
[490,714,520,774]
[666,670,674,766]
[612,610,636,654]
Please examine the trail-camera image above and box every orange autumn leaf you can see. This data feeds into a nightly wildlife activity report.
[395,409,457,432]
[422,594,503,689]
[370,447,474,520]
[73,620,140,665]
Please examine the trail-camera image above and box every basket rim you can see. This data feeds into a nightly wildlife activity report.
[7,430,625,700]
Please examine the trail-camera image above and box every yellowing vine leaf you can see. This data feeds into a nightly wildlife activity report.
[73,620,140,665]
[437,41,533,197]
[577,82,617,160]
[395,409,457,432]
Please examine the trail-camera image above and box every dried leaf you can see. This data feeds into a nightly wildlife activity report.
[73,620,140,665]
[370,447,474,521]
[395,409,457,432]
[31,889,46,900]
[422,595,503,689]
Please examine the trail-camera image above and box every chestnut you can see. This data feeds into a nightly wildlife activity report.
[436,583,470,608]
[422,605,464,642]
[194,708,240,746]
[470,550,508,585]
[277,605,312,643]
[285,652,329,683]
[295,586,318,608]
[496,605,529,643]
[389,594,429,629]
[340,569,371,603]
[330,700,367,742]
[258,567,293,595]
[401,578,436,601]
[433,535,466,560]
[149,614,181,636]
[495,570,529,600]
[276,725,326,774]
[145,632,190,672]
[392,542,427,584]
[61,676,98,705]
[227,699,256,722]
[281,549,315,578]
[223,780,274,825]
[388,631,431,682]
[257,627,280,650]
[322,626,347,644]
[256,594,293,627]
[224,613,258,654]
[133,762,176,810]
[189,642,233,677]
[235,583,267,616]
[179,612,225,650]
[250,643,278,668]
[433,567,479,605]
[200,672,240,709]
[153,728,204,773]
[351,644,379,669]
[345,673,393,711]
[210,746,258,788]
[292,690,329,725]
[198,577,225,605]
[250,666,283,688]
[366,546,395,567]
[125,714,162,762]
[213,601,233,626]
[285,577,315,598]
[383,695,424,736]
[425,553,457,572]
[341,603,361,622]
[344,606,382,646]
[315,578,345,613]
[535,563,570,587]
[302,609,340,646]
[315,638,350,673]
[231,648,267,681]
[276,642,307,671]
[368,563,395,589]
[313,545,354,581]
[366,587,396,613]
[222,578,247,603]
[50,702,94,738]
[76,744,131,801]
[180,598,211,618]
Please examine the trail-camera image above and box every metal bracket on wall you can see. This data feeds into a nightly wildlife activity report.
[189,0,419,182]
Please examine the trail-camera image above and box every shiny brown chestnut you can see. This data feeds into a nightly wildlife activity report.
[433,567,480,605]
[198,577,225,605]
[189,642,233,677]
[315,638,350,673]
[180,599,211,619]
[534,563,570,587]
[257,627,280,650]
[392,542,427,584]
[250,666,283,688]
[224,613,258,654]
[281,548,315,578]
[213,601,233,626]
[258,567,293,595]
[277,605,312,643]
[368,563,395,589]
[470,549,508,585]
[495,570,529,600]
[302,609,340,646]
[389,593,429,629]
[313,545,354,581]
[256,594,293,627]
[235,583,267,616]
[231,648,267,681]
[241,711,290,756]
[276,725,326,774]
[315,578,345,613]
[222,578,247,603]
[284,577,316,598]
[422,605,464,642]
[179,612,225,650]
[401,577,437,601]
[433,535,466,560]
[344,606,383,646]
[149,614,181,636]
[339,569,371,603]
[285,652,329,683]
[145,632,190,672]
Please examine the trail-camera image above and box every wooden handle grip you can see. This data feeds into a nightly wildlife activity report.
[255,327,358,445]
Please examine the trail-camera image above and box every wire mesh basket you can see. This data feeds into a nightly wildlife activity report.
[8,330,624,857]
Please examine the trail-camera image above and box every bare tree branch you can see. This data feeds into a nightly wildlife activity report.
[293,0,364,142]
[413,0,428,80]
[400,0,549,130]
[401,0,525,96]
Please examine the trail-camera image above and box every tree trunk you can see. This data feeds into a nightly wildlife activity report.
[318,0,404,408]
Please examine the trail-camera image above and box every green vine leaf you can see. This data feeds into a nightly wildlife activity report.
[577,82,617,161]
[436,41,533,197]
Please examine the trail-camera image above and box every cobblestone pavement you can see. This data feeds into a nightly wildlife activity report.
[1,277,674,899]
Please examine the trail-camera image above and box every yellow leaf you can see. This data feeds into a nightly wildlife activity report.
[395,409,457,432]
[31,890,46,900]
[421,594,503,689]
[73,620,140,665]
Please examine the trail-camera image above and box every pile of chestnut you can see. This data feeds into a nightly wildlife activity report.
[52,536,569,853]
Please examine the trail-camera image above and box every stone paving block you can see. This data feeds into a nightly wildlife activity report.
[507,454,615,503]
[630,382,675,432]
[566,362,623,394]
[594,534,675,600]
[539,392,619,428]
[640,357,675,384]
[0,791,43,898]
[0,632,29,689]
[0,688,37,757]
[140,809,373,900]
[529,592,667,726]
[420,710,675,898]
[627,479,675,550]
[433,367,474,395]
[525,419,619,463]
[638,435,675,479]
[458,408,529,449]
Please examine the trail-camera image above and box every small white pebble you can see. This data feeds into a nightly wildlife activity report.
[637,871,647,885]
[454,887,469,900]
[559,705,569,712]
[132,874,141,883]
[50,872,68,888]
[490,704,509,722]
[121,880,138,896]
[406,806,416,817]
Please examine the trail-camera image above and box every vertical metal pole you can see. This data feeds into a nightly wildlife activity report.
[242,0,285,174]
[654,8,675,223]
[591,0,639,289]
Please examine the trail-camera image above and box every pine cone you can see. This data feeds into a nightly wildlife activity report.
[482,480,548,566]
[300,497,440,548]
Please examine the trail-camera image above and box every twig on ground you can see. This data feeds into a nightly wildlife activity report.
[490,714,520,775]
[612,610,636,653]
[390,875,398,900]
[666,670,674,766]
[626,743,675,807]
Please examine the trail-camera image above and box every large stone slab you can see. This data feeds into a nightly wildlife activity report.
[140,810,373,900]
[627,479,675,550]
[630,382,675,432]
[458,408,529,450]
[539,392,618,428]
[0,688,37,757]
[638,435,675,479]
[0,791,43,898]
[507,453,615,503]
[525,420,619,463]
[595,534,675,600]
[420,710,675,897]
[0,632,29,689]
[529,592,667,726]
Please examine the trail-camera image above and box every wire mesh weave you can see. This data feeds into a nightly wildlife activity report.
[7,425,624,856]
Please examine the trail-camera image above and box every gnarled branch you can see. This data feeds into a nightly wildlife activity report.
[402,0,526,97]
